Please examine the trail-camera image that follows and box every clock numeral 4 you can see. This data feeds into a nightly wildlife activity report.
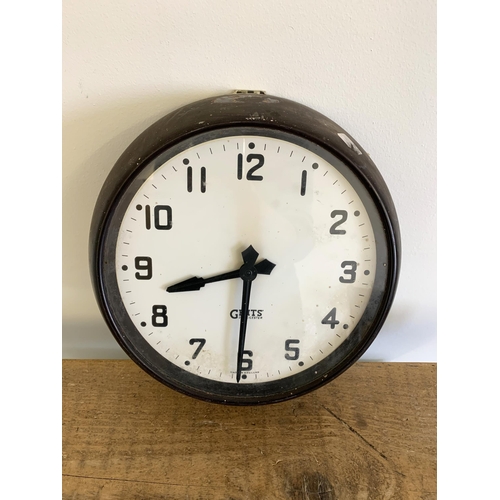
[237,153,264,181]
[321,307,340,329]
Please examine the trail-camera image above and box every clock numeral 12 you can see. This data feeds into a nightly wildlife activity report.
[237,154,264,181]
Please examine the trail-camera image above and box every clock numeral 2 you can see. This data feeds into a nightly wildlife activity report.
[237,153,264,181]
[330,210,347,234]
[144,205,173,230]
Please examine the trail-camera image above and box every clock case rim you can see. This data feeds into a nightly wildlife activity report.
[89,92,401,405]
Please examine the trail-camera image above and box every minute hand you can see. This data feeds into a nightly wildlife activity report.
[167,259,275,293]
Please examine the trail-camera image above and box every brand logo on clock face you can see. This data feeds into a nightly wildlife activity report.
[230,309,264,319]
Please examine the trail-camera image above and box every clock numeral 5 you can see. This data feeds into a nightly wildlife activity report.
[285,339,300,360]
[237,153,264,181]
[143,205,173,230]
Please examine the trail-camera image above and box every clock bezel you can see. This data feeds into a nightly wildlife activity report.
[89,93,401,405]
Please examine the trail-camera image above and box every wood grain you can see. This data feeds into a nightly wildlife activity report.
[62,360,436,499]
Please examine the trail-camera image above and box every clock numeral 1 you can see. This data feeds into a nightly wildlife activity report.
[144,205,173,230]
[152,305,168,327]
[285,339,300,360]
[237,153,264,181]
[321,307,340,329]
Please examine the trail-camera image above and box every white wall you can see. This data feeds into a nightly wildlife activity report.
[62,0,436,361]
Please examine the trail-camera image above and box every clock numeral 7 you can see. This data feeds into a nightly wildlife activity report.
[237,153,264,181]
[189,338,206,359]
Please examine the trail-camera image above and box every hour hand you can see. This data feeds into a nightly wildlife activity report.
[166,258,276,293]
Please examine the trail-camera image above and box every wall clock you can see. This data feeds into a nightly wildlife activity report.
[89,91,401,405]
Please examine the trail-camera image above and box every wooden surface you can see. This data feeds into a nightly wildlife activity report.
[62,360,436,499]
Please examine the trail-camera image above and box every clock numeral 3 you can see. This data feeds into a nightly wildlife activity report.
[340,261,357,283]
[237,153,264,181]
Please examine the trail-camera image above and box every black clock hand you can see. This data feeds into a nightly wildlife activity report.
[166,258,275,292]
[235,245,260,383]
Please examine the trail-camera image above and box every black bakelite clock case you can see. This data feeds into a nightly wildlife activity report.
[89,92,401,405]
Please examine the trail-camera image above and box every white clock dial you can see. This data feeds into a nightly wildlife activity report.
[113,134,376,383]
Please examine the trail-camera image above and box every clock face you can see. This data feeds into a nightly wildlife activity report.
[97,127,393,404]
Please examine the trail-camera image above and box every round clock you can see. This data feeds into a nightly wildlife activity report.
[89,91,401,405]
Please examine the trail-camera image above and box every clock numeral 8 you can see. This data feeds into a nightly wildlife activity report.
[152,305,168,327]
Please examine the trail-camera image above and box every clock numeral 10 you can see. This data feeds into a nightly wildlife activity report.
[143,205,173,230]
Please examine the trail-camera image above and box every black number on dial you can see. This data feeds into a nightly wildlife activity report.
[284,339,300,360]
[321,307,340,329]
[240,350,253,371]
[134,256,152,280]
[189,338,206,359]
[144,205,173,230]
[340,261,357,283]
[330,210,347,234]
[237,153,264,181]
[151,305,168,327]
[187,167,207,193]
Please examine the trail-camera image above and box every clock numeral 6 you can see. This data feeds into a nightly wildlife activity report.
[284,339,300,360]
[340,261,357,283]
[152,305,168,327]
[144,205,173,230]
[237,153,264,181]
[240,350,253,371]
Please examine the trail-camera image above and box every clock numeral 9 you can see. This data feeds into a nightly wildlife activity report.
[237,153,264,181]
[285,339,300,360]
[135,256,152,280]
[144,205,173,230]
[330,210,347,235]
[339,261,357,283]
[152,305,168,327]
